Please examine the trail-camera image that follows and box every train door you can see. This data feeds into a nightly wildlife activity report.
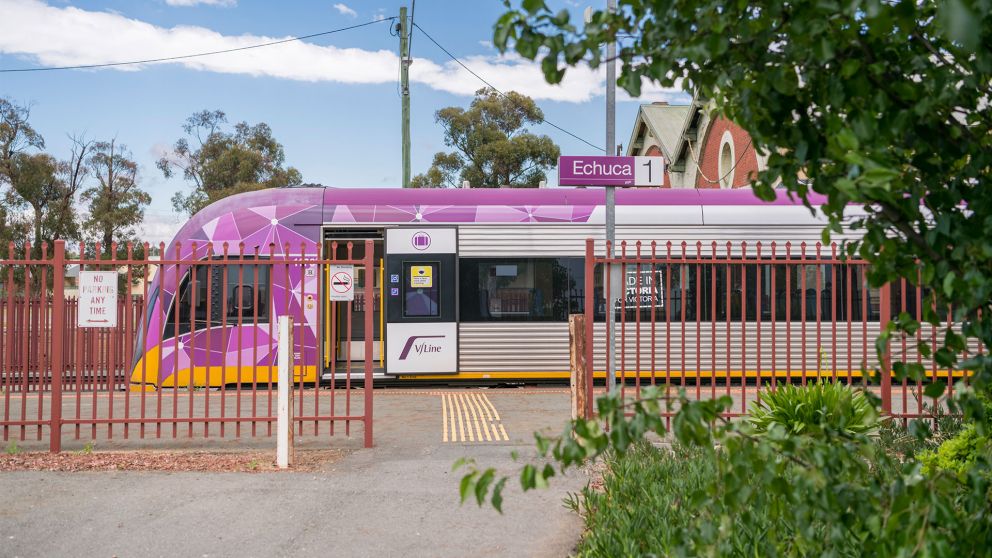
[322,229,385,380]
[384,228,458,375]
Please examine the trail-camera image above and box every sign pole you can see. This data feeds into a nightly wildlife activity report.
[605,0,618,395]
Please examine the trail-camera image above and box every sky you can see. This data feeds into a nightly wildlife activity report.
[0,0,689,243]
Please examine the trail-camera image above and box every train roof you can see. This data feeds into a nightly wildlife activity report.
[166,186,836,256]
[319,186,825,207]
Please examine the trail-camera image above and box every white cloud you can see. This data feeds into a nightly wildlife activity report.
[478,40,493,49]
[332,3,357,17]
[138,212,183,245]
[372,9,387,22]
[0,0,684,104]
[165,0,236,7]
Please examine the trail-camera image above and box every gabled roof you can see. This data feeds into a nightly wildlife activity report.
[625,102,692,160]
[669,91,705,171]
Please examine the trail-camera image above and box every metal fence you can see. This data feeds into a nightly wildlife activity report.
[582,239,978,422]
[1,239,375,452]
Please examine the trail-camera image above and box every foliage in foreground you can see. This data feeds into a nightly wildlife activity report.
[747,381,880,437]
[495,0,992,432]
[457,387,992,556]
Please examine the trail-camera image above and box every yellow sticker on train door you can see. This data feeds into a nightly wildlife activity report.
[410,265,433,288]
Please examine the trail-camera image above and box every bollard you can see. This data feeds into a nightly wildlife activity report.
[569,314,589,421]
[277,316,295,468]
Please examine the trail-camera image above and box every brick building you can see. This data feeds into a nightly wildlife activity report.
[625,94,769,189]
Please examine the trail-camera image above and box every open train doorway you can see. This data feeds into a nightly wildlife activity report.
[322,228,385,382]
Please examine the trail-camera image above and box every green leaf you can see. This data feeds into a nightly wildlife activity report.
[521,0,545,15]
[520,463,536,490]
[924,382,946,399]
[541,54,565,84]
[835,128,859,151]
[491,477,508,513]
[493,19,513,51]
[475,469,495,506]
[459,473,475,504]
[942,271,956,297]
[619,70,642,98]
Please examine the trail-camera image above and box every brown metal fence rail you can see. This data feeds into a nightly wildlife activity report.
[1,239,375,452]
[583,239,978,423]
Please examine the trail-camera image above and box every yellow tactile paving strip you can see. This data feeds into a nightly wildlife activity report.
[441,392,509,443]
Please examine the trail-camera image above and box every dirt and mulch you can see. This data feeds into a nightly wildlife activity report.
[0,448,347,473]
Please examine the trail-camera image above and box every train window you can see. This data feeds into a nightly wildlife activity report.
[459,258,584,322]
[592,260,882,323]
[163,258,271,340]
[403,262,440,318]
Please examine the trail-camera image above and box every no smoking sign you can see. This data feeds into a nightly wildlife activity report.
[328,264,355,301]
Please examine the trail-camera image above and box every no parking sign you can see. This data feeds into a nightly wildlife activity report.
[328,264,355,301]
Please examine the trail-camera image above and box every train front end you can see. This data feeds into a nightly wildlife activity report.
[129,188,325,390]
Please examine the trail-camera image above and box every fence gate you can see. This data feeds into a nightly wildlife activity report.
[1,239,375,452]
[583,238,977,422]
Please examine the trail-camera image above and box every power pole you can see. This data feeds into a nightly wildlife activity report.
[605,0,618,394]
[399,6,411,188]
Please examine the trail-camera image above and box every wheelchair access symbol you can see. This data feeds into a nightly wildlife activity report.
[328,264,355,302]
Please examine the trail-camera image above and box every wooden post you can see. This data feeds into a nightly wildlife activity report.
[277,316,295,468]
[879,283,892,415]
[570,314,588,421]
[50,240,66,453]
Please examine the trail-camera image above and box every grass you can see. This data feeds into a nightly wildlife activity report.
[5,440,20,455]
[75,441,95,455]
[572,399,962,556]
[571,443,723,557]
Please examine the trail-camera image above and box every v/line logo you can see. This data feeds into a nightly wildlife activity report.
[398,335,445,360]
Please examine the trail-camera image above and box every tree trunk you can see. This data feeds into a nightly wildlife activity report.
[32,204,42,260]
[103,230,113,256]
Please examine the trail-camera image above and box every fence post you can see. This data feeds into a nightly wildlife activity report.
[584,238,596,418]
[879,282,892,415]
[570,314,588,421]
[363,239,374,448]
[49,240,66,453]
[277,315,294,468]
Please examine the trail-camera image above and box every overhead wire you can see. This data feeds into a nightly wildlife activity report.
[685,135,755,186]
[412,22,605,153]
[0,18,396,73]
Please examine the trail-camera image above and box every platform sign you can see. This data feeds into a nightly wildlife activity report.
[78,271,118,327]
[622,267,664,309]
[328,264,355,302]
[558,155,664,186]
[410,265,433,288]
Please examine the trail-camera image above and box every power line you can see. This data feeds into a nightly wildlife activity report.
[0,18,396,73]
[412,22,604,152]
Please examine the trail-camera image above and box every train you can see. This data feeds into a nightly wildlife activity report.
[128,186,923,390]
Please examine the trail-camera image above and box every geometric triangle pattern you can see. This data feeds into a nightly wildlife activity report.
[139,186,603,386]
[141,189,323,385]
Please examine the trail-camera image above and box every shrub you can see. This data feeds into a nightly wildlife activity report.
[461,389,992,556]
[919,425,991,478]
[748,381,879,437]
[877,402,963,460]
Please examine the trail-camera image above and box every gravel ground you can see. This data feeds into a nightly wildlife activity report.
[0,449,346,473]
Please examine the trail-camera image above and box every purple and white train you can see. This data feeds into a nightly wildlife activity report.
[129,186,888,388]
